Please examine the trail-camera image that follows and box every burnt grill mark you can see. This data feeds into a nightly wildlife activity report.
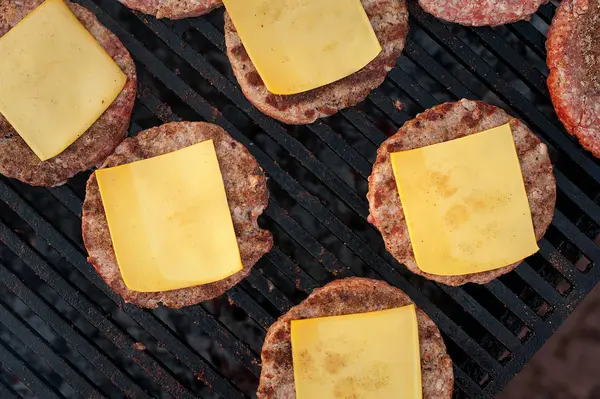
[460,111,480,128]
[304,109,317,120]
[230,45,249,61]
[245,71,264,87]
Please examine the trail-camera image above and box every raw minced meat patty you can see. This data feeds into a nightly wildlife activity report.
[547,0,600,157]
[419,0,548,26]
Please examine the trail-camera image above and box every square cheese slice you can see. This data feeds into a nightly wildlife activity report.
[390,123,539,276]
[0,0,127,161]
[222,0,382,95]
[291,305,422,399]
[95,140,243,293]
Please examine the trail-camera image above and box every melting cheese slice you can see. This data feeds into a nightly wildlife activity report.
[291,305,422,399]
[390,123,539,276]
[95,140,243,292]
[0,0,127,161]
[222,0,382,95]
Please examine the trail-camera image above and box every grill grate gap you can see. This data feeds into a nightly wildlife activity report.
[557,192,600,241]
[0,354,38,399]
[0,323,74,398]
[526,253,573,297]
[497,350,512,365]
[453,386,471,399]
[490,24,548,73]
[262,214,340,284]
[236,279,285,322]
[151,305,259,397]
[499,274,552,320]
[0,369,21,399]
[576,255,593,273]
[411,283,513,361]
[517,326,534,344]
[546,225,594,270]
[0,290,117,397]
[255,259,310,304]
[0,257,155,397]
[0,245,162,397]
[6,181,85,251]
[461,285,526,339]
[132,99,164,130]
[443,338,491,389]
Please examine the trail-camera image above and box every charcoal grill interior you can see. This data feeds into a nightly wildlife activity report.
[1,0,600,398]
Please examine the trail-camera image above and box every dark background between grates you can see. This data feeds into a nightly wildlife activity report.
[1,0,600,398]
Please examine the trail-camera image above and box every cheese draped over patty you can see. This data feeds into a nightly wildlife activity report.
[222,0,382,95]
[95,140,243,292]
[0,0,126,161]
[291,305,422,399]
[390,123,539,276]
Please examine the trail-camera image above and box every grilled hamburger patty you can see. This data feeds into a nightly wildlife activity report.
[82,122,272,308]
[117,0,221,19]
[223,0,409,125]
[367,100,556,286]
[258,277,454,398]
[547,0,600,157]
[419,0,548,26]
[0,0,136,187]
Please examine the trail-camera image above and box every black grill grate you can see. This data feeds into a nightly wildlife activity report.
[1,1,599,398]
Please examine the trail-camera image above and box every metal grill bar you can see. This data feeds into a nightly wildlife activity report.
[0,223,197,399]
[266,249,320,293]
[440,287,522,352]
[0,263,149,397]
[508,22,546,57]
[454,366,489,398]
[514,264,566,306]
[468,28,548,96]
[246,268,294,314]
[0,300,101,398]
[537,3,556,23]
[223,287,275,329]
[538,240,582,286]
[485,280,547,332]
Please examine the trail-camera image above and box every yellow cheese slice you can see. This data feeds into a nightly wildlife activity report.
[390,123,539,276]
[95,140,243,292]
[0,0,127,161]
[291,305,422,399]
[222,0,382,95]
